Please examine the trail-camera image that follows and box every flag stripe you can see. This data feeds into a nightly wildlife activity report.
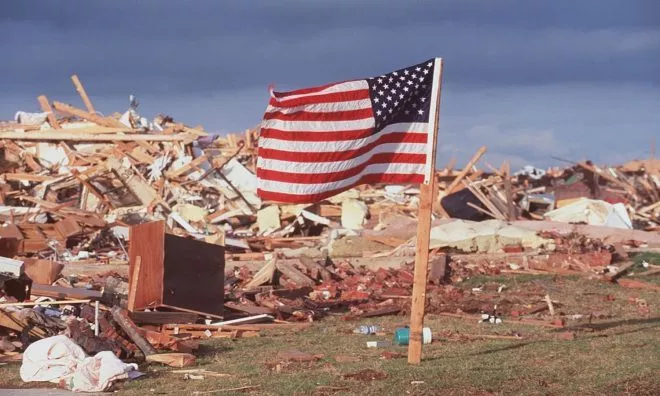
[265,99,371,114]
[259,163,426,195]
[257,173,425,203]
[263,108,373,122]
[258,142,427,174]
[259,133,426,162]
[268,89,370,108]
[257,152,424,184]
[260,131,426,153]
[260,121,427,144]
[261,117,375,132]
[271,80,366,102]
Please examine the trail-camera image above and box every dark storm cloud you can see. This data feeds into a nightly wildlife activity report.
[1,0,658,97]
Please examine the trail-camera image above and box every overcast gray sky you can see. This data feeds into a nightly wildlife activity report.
[2,0,658,169]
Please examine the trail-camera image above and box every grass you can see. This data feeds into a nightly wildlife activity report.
[1,273,659,395]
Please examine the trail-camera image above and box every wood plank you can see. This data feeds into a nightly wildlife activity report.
[70,74,96,113]
[0,131,191,142]
[52,101,125,128]
[127,256,142,312]
[31,284,103,300]
[37,95,60,128]
[129,221,165,311]
[130,311,198,325]
[504,161,515,220]
[443,146,487,195]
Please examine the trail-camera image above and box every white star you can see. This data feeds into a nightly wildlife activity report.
[377,78,383,83]
[394,101,399,106]
[378,90,384,96]
[404,69,409,75]
[419,77,424,82]
[390,89,396,95]
[412,73,417,79]
[395,82,401,88]
[399,94,404,99]
[404,110,410,115]
[393,71,398,76]
[382,102,387,108]
[383,84,389,89]
[403,86,409,92]
[418,109,424,115]
[412,103,417,108]
[415,84,419,89]
[386,95,392,101]
[415,67,421,72]
[427,62,433,67]
[376,110,382,116]
[388,108,393,114]
[388,77,394,83]
[423,69,429,75]
[399,75,406,81]
[374,97,380,103]
[407,80,413,85]
[422,84,427,88]
[420,97,426,102]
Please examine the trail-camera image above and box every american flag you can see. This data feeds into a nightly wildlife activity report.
[257,58,442,203]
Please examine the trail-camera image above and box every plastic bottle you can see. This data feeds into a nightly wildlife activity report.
[353,325,381,335]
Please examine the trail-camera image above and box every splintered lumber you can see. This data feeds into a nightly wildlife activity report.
[244,259,276,289]
[70,74,96,113]
[165,154,209,178]
[0,131,191,142]
[111,307,157,356]
[37,95,61,128]
[504,161,515,220]
[276,261,315,287]
[52,101,126,128]
[443,146,487,195]
[0,309,47,339]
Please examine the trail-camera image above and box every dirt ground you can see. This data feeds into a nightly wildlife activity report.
[1,272,658,395]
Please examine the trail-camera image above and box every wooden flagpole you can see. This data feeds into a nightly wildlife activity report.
[408,58,444,364]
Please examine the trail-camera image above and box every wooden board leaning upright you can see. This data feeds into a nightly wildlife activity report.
[408,58,444,364]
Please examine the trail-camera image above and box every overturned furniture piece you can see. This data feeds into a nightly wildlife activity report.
[128,220,225,318]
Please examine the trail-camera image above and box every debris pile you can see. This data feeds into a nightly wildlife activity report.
[1,74,659,391]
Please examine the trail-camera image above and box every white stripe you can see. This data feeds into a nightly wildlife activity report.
[258,163,426,194]
[266,99,371,114]
[258,142,427,174]
[261,117,375,132]
[259,122,429,152]
[272,80,368,102]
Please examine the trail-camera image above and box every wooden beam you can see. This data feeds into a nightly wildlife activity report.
[408,58,442,365]
[70,74,96,114]
[37,95,61,128]
[504,161,515,221]
[443,146,487,195]
[127,256,142,312]
[52,101,126,128]
[0,131,191,142]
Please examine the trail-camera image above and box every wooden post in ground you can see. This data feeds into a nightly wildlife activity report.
[408,58,444,364]
[71,74,96,114]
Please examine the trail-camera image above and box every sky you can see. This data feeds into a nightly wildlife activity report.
[2,0,658,169]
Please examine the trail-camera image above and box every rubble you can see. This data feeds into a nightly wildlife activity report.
[0,74,659,390]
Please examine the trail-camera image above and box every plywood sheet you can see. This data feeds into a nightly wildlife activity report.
[128,221,165,310]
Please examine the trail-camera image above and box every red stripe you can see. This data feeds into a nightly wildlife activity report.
[272,81,344,98]
[257,173,425,204]
[263,108,373,122]
[269,89,370,108]
[260,127,375,141]
[257,153,425,184]
[258,132,427,162]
